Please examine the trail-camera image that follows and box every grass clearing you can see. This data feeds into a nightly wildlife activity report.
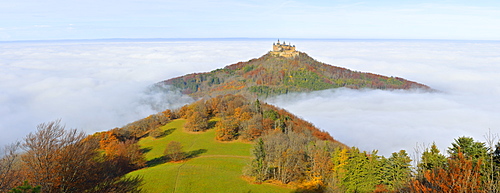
[129,119,292,193]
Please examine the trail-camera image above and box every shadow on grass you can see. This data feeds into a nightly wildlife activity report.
[146,148,208,167]
[293,188,324,193]
[208,120,218,129]
[162,128,176,137]
[150,128,176,139]
[141,147,152,154]
[185,148,208,159]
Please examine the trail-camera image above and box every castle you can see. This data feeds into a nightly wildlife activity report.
[270,40,299,58]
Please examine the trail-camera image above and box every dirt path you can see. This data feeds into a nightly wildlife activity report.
[172,135,253,192]
[173,133,202,193]
[198,154,252,159]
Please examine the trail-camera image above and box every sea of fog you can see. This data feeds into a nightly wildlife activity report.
[1,39,499,156]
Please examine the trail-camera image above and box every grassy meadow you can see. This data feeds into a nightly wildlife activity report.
[128,119,292,193]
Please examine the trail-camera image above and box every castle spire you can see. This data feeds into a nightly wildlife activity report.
[270,40,299,58]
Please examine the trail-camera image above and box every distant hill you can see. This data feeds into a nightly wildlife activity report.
[160,46,431,99]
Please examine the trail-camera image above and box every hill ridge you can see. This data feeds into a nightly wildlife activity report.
[160,42,431,99]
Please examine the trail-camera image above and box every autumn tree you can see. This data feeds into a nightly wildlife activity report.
[149,127,164,138]
[410,152,483,192]
[0,142,21,191]
[102,138,146,177]
[331,148,349,192]
[164,141,185,162]
[215,116,240,141]
[20,120,101,192]
[19,120,143,192]
[184,111,209,132]
[247,131,307,184]
[303,140,336,192]
[239,114,264,141]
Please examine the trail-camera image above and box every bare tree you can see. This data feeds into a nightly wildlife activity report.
[21,120,99,192]
[0,142,21,191]
[484,129,499,192]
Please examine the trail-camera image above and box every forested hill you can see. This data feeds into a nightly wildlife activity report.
[160,52,431,99]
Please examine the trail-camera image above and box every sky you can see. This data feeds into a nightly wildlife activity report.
[2,0,500,41]
[1,0,500,157]
[1,39,500,157]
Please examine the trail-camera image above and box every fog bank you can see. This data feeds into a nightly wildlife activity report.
[269,40,500,156]
[2,39,499,157]
[0,40,268,145]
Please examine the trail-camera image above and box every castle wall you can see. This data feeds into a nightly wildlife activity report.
[271,41,299,58]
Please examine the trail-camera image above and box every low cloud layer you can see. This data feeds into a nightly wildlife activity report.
[268,88,500,156]
[1,39,499,157]
[269,40,500,156]
[0,40,268,145]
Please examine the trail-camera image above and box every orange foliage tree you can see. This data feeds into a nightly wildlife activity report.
[17,120,143,192]
[410,152,483,193]
[20,120,100,192]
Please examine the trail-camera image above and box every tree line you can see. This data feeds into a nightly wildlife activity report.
[179,94,339,143]
[0,104,180,192]
[245,130,500,192]
[0,94,339,192]
[0,120,143,192]
[5,93,498,192]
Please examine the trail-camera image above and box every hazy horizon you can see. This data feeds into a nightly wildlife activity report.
[4,37,500,43]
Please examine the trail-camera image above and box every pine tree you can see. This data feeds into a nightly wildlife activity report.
[382,150,412,191]
[418,142,447,173]
[448,136,487,162]
[251,138,267,182]
[340,148,382,192]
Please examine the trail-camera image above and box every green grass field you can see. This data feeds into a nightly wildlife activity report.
[128,119,293,193]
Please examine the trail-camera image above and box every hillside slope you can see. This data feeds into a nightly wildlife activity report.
[128,119,292,192]
[119,94,345,192]
[160,52,431,99]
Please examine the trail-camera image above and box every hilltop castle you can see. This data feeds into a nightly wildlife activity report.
[270,40,299,58]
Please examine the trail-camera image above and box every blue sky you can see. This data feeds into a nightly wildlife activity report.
[1,0,500,41]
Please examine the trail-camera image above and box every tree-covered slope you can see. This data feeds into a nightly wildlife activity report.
[160,52,431,99]
[112,94,345,192]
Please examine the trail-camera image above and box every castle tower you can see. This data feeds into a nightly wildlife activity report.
[270,40,299,58]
